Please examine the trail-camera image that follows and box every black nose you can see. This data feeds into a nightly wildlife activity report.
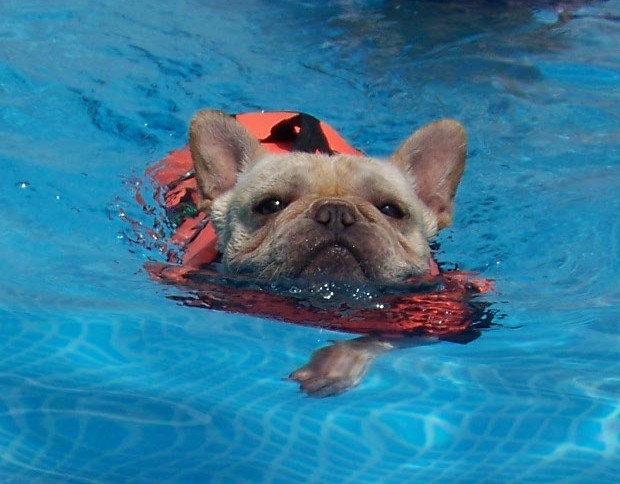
[312,200,357,230]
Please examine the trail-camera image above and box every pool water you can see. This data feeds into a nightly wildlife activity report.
[1,0,618,481]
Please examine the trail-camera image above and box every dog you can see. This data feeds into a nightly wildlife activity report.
[189,109,466,397]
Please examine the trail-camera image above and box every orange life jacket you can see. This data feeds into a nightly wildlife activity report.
[144,111,493,339]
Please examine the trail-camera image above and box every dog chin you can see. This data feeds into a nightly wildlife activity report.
[298,244,368,283]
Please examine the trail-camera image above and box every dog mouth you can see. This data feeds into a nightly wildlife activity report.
[298,242,369,282]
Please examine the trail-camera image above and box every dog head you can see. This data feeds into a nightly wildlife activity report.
[189,110,466,284]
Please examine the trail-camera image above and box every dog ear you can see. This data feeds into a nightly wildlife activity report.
[189,109,263,211]
[391,119,466,229]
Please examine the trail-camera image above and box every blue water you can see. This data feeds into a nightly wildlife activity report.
[1,0,619,481]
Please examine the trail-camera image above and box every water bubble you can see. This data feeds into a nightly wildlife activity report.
[16,181,30,189]
[316,283,335,300]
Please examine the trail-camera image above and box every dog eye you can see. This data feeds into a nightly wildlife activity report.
[254,198,287,215]
[378,203,405,219]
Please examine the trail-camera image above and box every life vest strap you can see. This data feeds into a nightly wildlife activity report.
[260,113,334,154]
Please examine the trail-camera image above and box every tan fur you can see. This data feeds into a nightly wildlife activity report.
[189,109,466,284]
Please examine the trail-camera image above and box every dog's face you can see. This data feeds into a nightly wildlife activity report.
[189,110,466,284]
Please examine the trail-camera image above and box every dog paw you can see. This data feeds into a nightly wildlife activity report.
[287,338,392,397]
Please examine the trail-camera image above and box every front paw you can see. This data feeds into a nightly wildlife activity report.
[288,338,392,397]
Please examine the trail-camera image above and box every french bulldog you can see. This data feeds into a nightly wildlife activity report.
[189,109,466,397]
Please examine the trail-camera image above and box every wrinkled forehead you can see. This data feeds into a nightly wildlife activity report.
[236,153,415,200]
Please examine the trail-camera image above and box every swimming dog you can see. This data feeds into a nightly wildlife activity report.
[189,109,466,396]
